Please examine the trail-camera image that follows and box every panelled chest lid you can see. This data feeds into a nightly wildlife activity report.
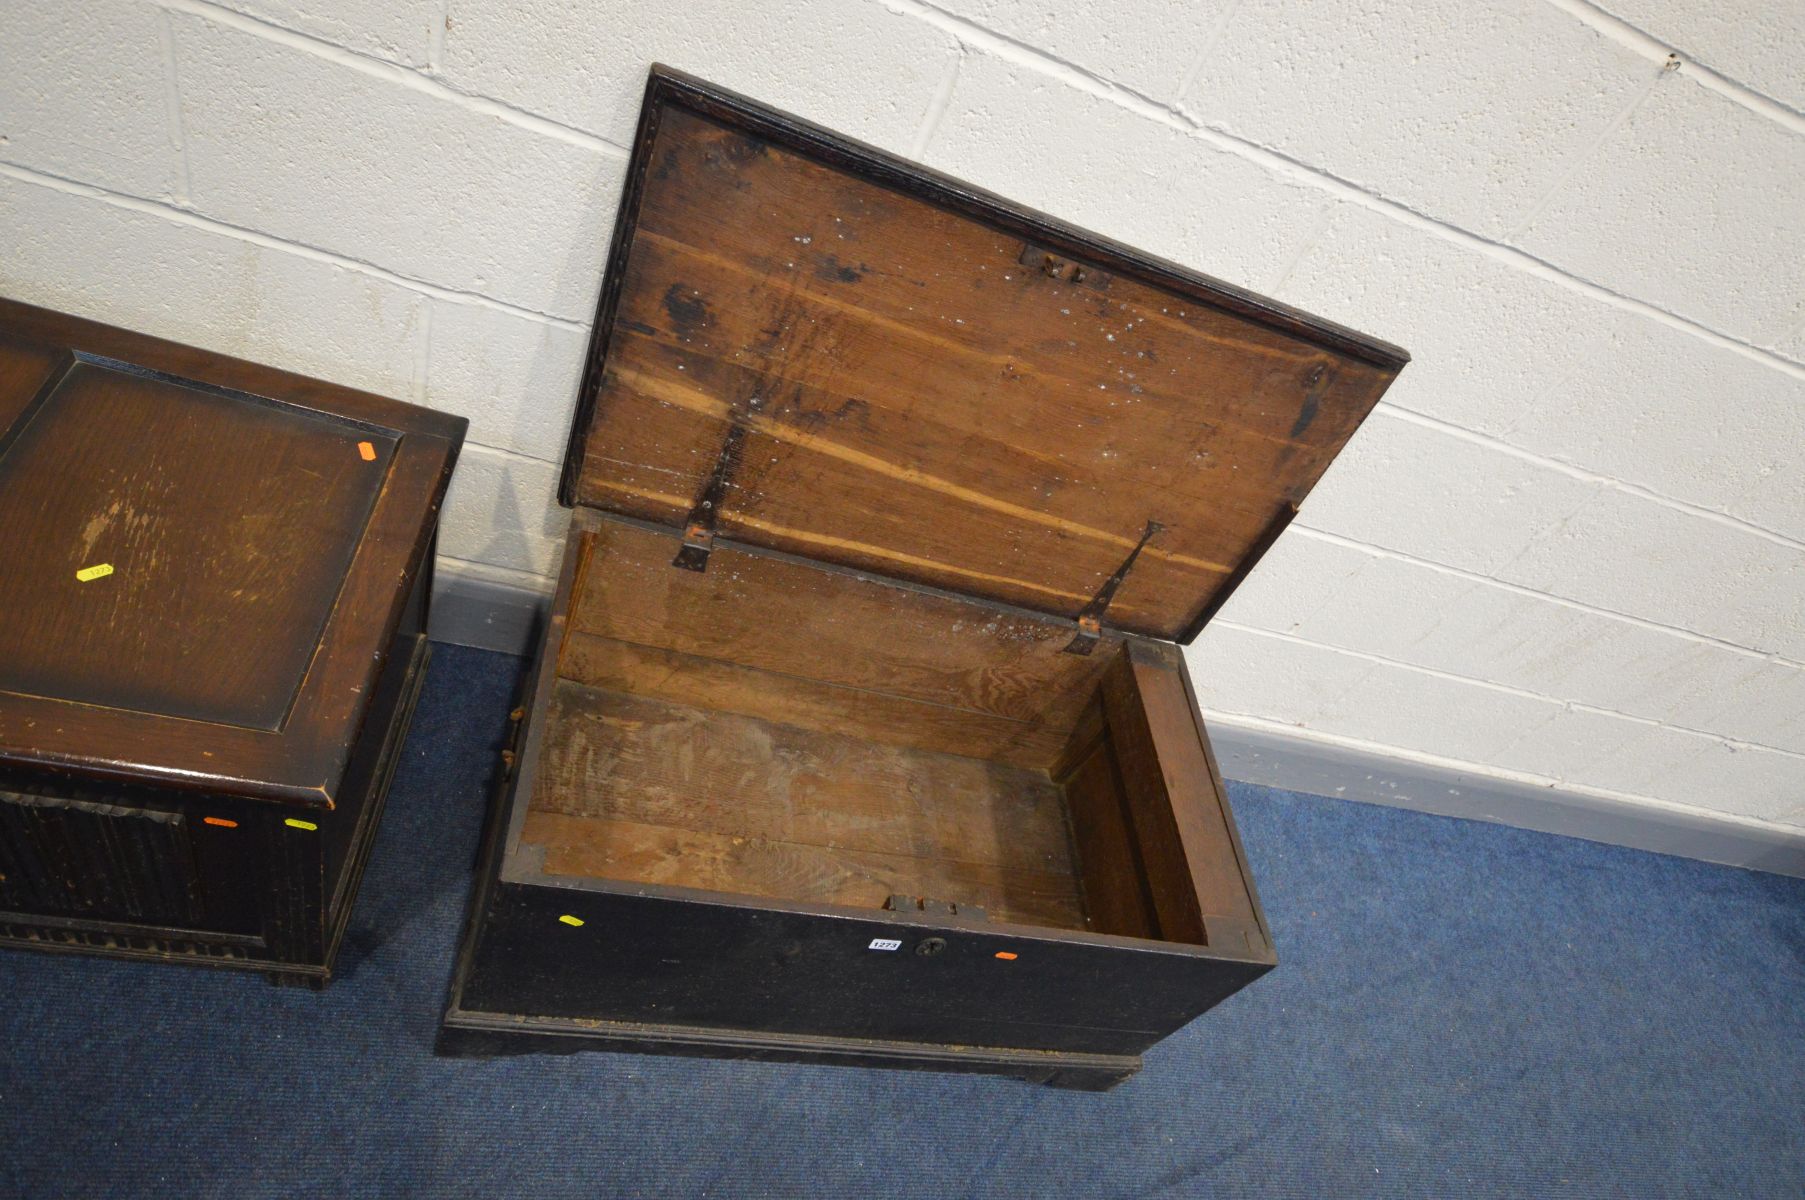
[563,67,1407,643]
[0,301,466,806]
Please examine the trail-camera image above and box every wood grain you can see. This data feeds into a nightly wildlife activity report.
[570,102,1402,639]
[567,517,1119,731]
[0,359,388,729]
[533,681,1076,869]
[557,631,1074,770]
[522,811,1089,931]
[0,300,465,807]
[0,334,60,435]
[524,679,1088,928]
[1101,643,1261,949]
[1061,738,1162,942]
[450,68,1284,1079]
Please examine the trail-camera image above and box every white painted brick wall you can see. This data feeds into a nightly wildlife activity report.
[208,0,439,67]
[1595,0,1805,113]
[1512,73,1805,350]
[1,0,181,201]
[1178,0,1658,238]
[422,299,587,462]
[2,0,1801,832]
[169,8,626,319]
[925,51,1334,294]
[438,0,957,151]
[0,169,426,395]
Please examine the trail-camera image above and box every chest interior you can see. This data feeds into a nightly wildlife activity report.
[509,512,1264,951]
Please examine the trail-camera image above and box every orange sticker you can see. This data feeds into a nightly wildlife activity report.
[357,441,376,461]
[202,816,238,828]
[994,951,1018,961]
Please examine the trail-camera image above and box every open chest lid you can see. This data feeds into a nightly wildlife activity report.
[562,67,1408,644]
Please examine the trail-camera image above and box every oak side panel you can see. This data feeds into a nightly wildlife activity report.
[1061,738,1160,941]
[1103,643,1266,954]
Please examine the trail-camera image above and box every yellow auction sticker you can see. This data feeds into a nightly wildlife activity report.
[558,915,585,927]
[284,818,319,831]
[75,563,114,582]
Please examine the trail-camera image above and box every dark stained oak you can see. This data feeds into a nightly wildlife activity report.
[0,300,465,985]
[0,334,59,434]
[0,359,390,730]
[0,300,465,807]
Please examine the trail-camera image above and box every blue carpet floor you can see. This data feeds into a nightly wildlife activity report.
[2,643,1801,1198]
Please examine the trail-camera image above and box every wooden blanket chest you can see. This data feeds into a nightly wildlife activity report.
[441,67,1407,1086]
[0,302,465,986]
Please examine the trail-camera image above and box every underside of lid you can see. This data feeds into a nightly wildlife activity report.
[561,67,1407,643]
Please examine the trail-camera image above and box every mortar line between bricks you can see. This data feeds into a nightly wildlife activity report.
[1165,127,1805,383]
[1505,59,1671,240]
[458,427,1805,689]
[0,161,593,332]
[1211,618,1805,764]
[1543,0,1805,131]
[1264,203,1335,296]
[454,432,1804,693]
[1375,405,1805,557]
[427,0,449,74]
[155,9,193,205]
[150,0,1805,384]
[909,43,966,159]
[462,440,561,469]
[11,167,1797,679]
[463,424,1805,679]
[1289,525,1805,675]
[1196,705,1805,834]
[155,0,632,158]
[1171,0,1248,106]
[882,0,1805,385]
[412,296,434,404]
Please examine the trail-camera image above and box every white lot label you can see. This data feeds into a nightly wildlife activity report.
[867,938,902,951]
